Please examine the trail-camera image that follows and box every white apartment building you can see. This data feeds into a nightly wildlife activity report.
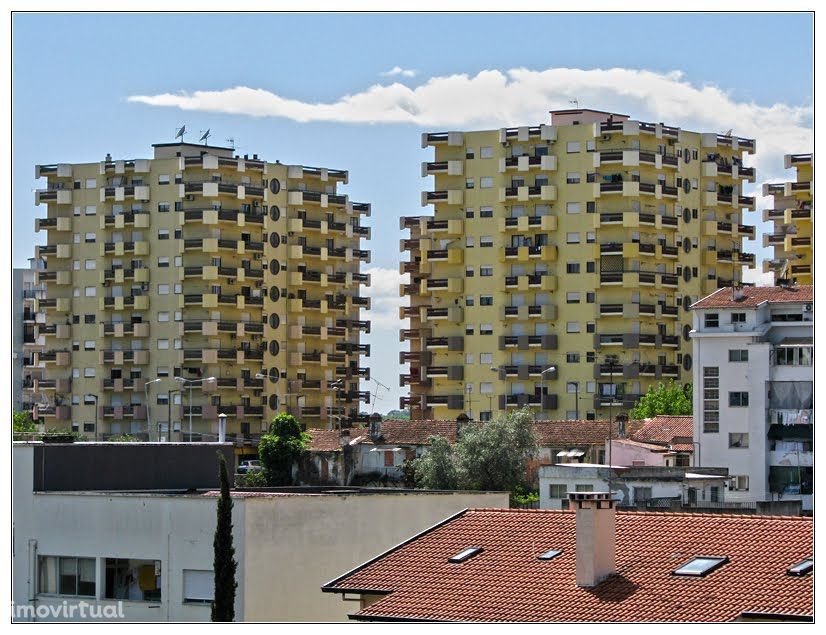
[690,285,813,511]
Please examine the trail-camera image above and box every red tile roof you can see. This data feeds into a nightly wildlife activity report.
[532,419,645,447]
[632,415,694,452]
[369,419,460,445]
[323,508,813,622]
[306,428,347,452]
[691,285,813,309]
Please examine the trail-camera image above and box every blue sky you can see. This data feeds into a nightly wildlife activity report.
[12,12,814,412]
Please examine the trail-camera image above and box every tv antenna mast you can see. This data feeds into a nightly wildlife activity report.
[225,137,236,150]
[370,377,390,406]
[174,125,186,143]
[199,129,211,145]
[569,99,579,109]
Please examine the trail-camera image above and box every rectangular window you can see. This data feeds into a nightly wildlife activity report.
[728,349,749,362]
[84,287,96,297]
[85,178,96,189]
[566,141,581,153]
[566,202,581,214]
[480,236,493,247]
[480,177,494,189]
[85,232,96,243]
[566,262,580,274]
[566,233,580,244]
[158,312,169,322]
[566,352,580,363]
[158,284,169,295]
[586,201,596,213]
[466,178,475,189]
[465,236,474,248]
[480,353,493,365]
[182,569,214,604]
[480,266,493,277]
[586,231,595,244]
[38,556,96,597]
[480,146,493,159]
[480,206,493,218]
[465,266,474,278]
[480,324,493,335]
[566,292,580,304]
[157,257,169,268]
[85,205,96,216]
[586,322,595,333]
[480,295,493,306]
[731,312,746,323]
[465,208,475,219]
[480,382,493,394]
[704,313,719,328]
[465,325,474,335]
[549,484,567,499]
[465,296,475,307]
[703,367,720,433]
[157,367,169,377]
[158,174,170,185]
[157,229,169,240]
[729,391,749,407]
[586,262,595,273]
[157,339,170,350]
[104,558,161,601]
[586,140,596,152]
[566,322,580,333]
[84,260,96,270]
[85,314,96,324]
[465,354,474,364]
[566,173,581,185]
[84,368,96,378]
[728,433,749,448]
[84,341,95,350]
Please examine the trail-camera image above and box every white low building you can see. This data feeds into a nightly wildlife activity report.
[539,463,728,510]
[12,442,508,622]
[690,285,813,511]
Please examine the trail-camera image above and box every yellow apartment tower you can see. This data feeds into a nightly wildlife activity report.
[761,153,812,284]
[30,140,371,450]
[400,109,756,421]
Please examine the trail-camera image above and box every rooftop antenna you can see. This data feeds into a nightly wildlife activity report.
[371,377,390,406]
[722,128,733,137]
[225,137,235,150]
[569,99,579,109]
[199,129,211,145]
[175,125,186,143]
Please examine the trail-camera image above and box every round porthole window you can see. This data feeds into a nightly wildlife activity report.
[269,260,280,275]
[269,313,280,329]
[269,340,280,356]
[683,295,692,311]
[269,394,279,409]
[683,267,692,283]
[268,367,280,384]
[269,179,281,195]
[269,233,280,248]
[683,178,691,194]
[269,286,280,302]
[683,237,691,253]
[269,205,280,221]
[684,151,691,165]
[682,208,691,223]
[683,324,691,342]
[683,354,693,371]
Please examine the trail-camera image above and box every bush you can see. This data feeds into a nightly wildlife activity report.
[239,470,267,487]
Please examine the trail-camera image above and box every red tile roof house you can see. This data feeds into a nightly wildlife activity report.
[322,493,813,622]
[607,415,696,468]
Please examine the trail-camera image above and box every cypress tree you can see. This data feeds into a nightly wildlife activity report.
[211,451,237,621]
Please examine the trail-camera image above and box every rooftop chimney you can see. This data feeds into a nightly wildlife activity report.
[569,491,616,587]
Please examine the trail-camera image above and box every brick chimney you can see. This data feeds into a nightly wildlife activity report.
[569,491,616,587]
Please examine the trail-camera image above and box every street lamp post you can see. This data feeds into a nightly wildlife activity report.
[175,376,216,442]
[168,389,181,443]
[144,378,162,441]
[328,379,344,428]
[538,366,557,421]
[90,394,99,441]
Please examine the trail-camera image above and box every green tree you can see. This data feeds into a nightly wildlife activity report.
[257,413,310,486]
[629,381,693,419]
[413,408,537,493]
[13,410,36,433]
[413,435,458,489]
[455,408,537,492]
[211,451,237,622]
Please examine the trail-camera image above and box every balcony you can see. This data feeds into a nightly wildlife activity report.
[100,295,150,311]
[504,273,556,292]
[35,187,73,205]
[499,215,557,233]
[100,211,151,229]
[500,245,546,261]
[424,336,464,351]
[182,208,264,225]
[100,405,148,419]
[101,266,149,284]
[498,334,558,351]
[501,304,556,321]
[100,322,150,338]
[499,393,558,410]
[100,185,151,202]
[496,365,557,380]
[101,378,136,392]
[100,349,149,365]
[499,154,557,172]
[498,185,557,202]
[425,366,464,380]
[99,241,150,256]
[182,181,264,200]
[399,350,433,365]
[336,365,370,380]
[39,350,70,366]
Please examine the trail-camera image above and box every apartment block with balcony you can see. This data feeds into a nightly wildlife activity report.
[33,142,371,448]
[401,109,756,421]
[14,259,47,414]
[761,153,812,284]
[690,285,813,512]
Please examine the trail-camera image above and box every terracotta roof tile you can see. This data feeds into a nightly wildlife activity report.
[632,415,694,450]
[691,285,813,309]
[306,428,346,452]
[532,419,645,447]
[324,509,813,622]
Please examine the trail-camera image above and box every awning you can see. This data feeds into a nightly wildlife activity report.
[369,447,403,452]
[767,424,813,440]
[777,337,813,348]
[556,449,585,458]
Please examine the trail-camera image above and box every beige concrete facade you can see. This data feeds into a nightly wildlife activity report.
[401,109,756,421]
[761,153,812,284]
[32,142,371,446]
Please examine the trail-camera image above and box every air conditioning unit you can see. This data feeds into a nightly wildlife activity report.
[805,304,812,311]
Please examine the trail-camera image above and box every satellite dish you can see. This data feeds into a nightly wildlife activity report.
[199,129,211,144]
[175,125,186,141]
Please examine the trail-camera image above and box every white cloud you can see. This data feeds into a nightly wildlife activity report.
[742,268,775,287]
[381,66,417,78]
[127,66,811,182]
[362,267,407,329]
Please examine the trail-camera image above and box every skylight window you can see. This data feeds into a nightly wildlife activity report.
[448,547,483,563]
[672,556,729,577]
[538,549,562,561]
[787,559,813,576]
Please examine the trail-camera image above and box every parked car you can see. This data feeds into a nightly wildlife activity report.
[237,460,262,474]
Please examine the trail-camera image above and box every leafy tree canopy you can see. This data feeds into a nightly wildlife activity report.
[257,413,310,486]
[629,381,693,419]
[13,410,36,433]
